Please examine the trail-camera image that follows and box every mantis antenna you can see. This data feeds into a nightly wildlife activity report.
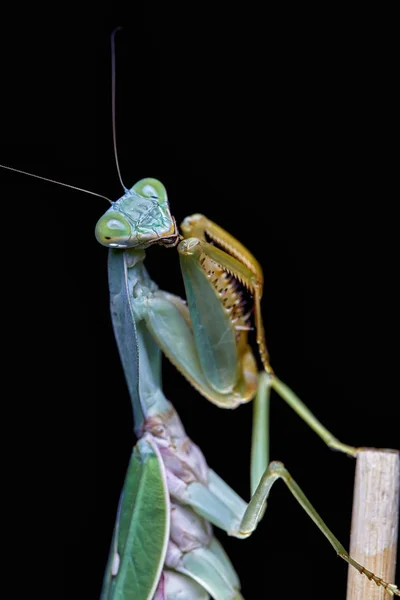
[0,27,131,205]
[110,27,128,193]
[0,163,113,204]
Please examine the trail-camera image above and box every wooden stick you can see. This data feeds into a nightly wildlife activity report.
[346,448,399,600]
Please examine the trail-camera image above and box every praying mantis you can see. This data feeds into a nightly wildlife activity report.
[1,21,398,596]
[1,158,399,600]
[92,177,399,599]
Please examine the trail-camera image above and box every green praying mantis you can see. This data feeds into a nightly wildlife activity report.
[92,177,399,599]
[0,158,398,597]
[0,164,397,597]
[0,28,398,600]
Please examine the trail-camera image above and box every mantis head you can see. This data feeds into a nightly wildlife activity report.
[95,178,180,249]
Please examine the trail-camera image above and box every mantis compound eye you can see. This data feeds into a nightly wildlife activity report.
[95,211,131,247]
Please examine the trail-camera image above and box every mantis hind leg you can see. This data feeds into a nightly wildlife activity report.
[236,459,399,596]
[186,375,399,597]
[244,376,398,595]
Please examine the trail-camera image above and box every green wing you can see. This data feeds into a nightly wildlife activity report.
[101,437,170,600]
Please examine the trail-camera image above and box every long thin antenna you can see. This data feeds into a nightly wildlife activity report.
[111,27,127,192]
[0,164,113,204]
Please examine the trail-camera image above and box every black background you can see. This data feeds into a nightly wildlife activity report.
[0,6,398,600]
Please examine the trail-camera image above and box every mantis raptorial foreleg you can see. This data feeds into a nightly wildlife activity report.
[177,214,357,455]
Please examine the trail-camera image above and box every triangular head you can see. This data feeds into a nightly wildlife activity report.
[95,178,180,249]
